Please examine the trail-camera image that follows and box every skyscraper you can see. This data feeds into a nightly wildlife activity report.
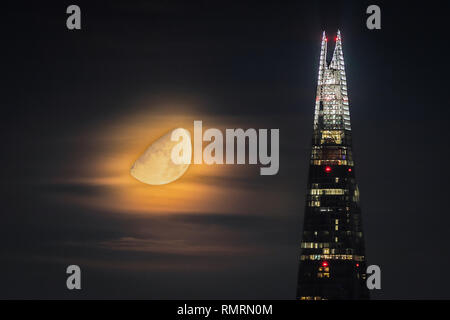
[297,31,369,300]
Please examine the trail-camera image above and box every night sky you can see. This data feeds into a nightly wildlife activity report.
[2,0,450,299]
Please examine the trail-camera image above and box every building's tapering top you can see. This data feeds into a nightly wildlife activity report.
[318,31,328,84]
[314,30,351,131]
[330,30,344,71]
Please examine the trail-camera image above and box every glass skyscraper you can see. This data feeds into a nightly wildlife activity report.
[297,31,369,300]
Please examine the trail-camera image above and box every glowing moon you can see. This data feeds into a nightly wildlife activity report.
[130,128,191,185]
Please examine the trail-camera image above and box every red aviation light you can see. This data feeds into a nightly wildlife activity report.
[325,37,328,42]
[356,263,360,267]
[348,168,352,172]
[322,261,329,268]
[325,166,332,173]
[335,36,338,41]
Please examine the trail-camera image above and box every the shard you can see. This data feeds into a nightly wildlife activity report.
[296,31,369,300]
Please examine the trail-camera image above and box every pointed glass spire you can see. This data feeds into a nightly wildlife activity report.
[318,31,328,84]
[314,30,351,131]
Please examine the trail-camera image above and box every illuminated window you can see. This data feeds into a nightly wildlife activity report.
[310,188,346,195]
[309,201,321,207]
[301,296,324,301]
[320,130,343,144]
[300,254,364,261]
[317,263,330,278]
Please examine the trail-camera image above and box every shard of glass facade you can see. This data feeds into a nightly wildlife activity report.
[296,31,369,300]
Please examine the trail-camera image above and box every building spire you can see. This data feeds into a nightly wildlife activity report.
[314,30,350,130]
[330,30,343,70]
[329,30,350,130]
[314,32,328,128]
[318,31,328,84]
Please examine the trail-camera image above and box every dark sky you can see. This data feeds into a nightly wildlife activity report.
[1,0,450,299]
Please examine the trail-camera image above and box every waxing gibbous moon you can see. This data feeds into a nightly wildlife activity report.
[130,128,191,185]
